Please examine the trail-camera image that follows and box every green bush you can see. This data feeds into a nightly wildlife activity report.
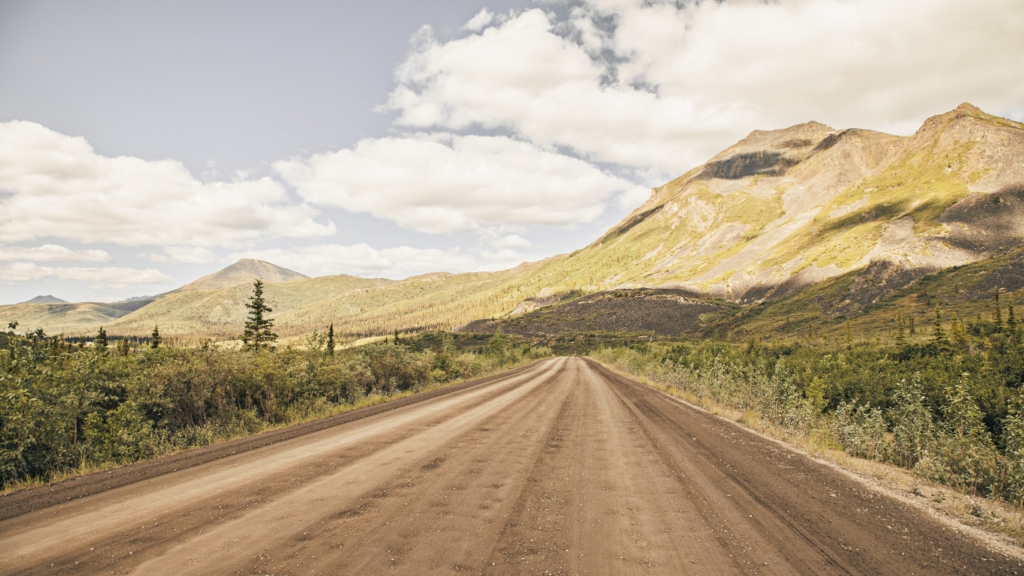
[0,329,550,488]
[592,335,1024,502]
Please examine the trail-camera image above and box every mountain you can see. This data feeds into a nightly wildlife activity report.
[1,103,1021,341]
[21,295,67,304]
[556,102,1023,302]
[172,259,309,292]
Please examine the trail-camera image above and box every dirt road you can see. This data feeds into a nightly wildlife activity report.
[1,357,1019,575]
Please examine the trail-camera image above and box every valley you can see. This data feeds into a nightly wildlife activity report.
[3,103,1022,347]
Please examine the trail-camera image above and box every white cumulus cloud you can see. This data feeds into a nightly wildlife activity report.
[463,8,494,32]
[0,121,336,248]
[0,262,173,284]
[387,0,1024,173]
[163,246,218,264]
[274,133,635,234]
[0,244,113,262]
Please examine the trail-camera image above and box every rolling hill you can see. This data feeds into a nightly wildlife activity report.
[2,103,1021,342]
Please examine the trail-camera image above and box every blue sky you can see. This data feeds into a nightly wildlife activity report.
[1,0,1022,304]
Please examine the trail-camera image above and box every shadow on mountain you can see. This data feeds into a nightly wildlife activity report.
[699,151,801,180]
[458,288,725,339]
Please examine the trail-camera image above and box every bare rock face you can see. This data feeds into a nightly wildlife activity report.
[175,259,309,292]
[578,103,1024,307]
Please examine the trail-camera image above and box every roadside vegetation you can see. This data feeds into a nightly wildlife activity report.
[0,323,549,492]
[591,311,1024,510]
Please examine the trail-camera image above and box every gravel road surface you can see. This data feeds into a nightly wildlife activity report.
[1,357,1019,575]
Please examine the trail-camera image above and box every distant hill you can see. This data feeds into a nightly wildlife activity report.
[0,300,154,335]
[173,259,309,292]
[21,295,66,304]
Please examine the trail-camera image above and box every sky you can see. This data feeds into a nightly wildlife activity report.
[1,0,1022,305]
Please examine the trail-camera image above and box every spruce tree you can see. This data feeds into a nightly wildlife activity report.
[932,305,948,346]
[241,279,277,350]
[993,287,1004,333]
[151,325,162,349]
[909,316,916,335]
[951,312,970,348]
[95,326,108,349]
[1008,296,1017,336]
[896,310,907,347]
[326,323,335,356]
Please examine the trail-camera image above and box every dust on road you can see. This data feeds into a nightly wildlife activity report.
[1,357,1019,575]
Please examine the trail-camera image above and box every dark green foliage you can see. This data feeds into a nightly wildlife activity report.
[326,324,335,356]
[994,288,1004,334]
[1009,298,1018,338]
[0,328,549,488]
[151,325,162,349]
[932,305,948,346]
[595,332,1024,500]
[241,279,277,350]
[896,310,907,347]
[95,326,108,350]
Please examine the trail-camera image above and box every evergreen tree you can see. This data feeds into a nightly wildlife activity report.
[895,310,907,347]
[951,312,970,349]
[326,323,335,356]
[993,287,1004,333]
[151,325,162,349]
[117,338,131,357]
[394,328,400,344]
[909,316,916,335]
[1008,297,1017,338]
[95,326,108,349]
[932,305,948,346]
[241,279,277,350]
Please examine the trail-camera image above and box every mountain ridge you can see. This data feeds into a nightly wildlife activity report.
[2,103,1021,340]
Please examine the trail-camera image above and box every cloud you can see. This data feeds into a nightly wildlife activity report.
[163,246,218,264]
[617,186,651,210]
[493,234,532,249]
[227,243,478,277]
[463,8,494,32]
[0,244,113,262]
[0,121,336,247]
[387,1,1024,173]
[275,133,635,234]
[0,262,173,284]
